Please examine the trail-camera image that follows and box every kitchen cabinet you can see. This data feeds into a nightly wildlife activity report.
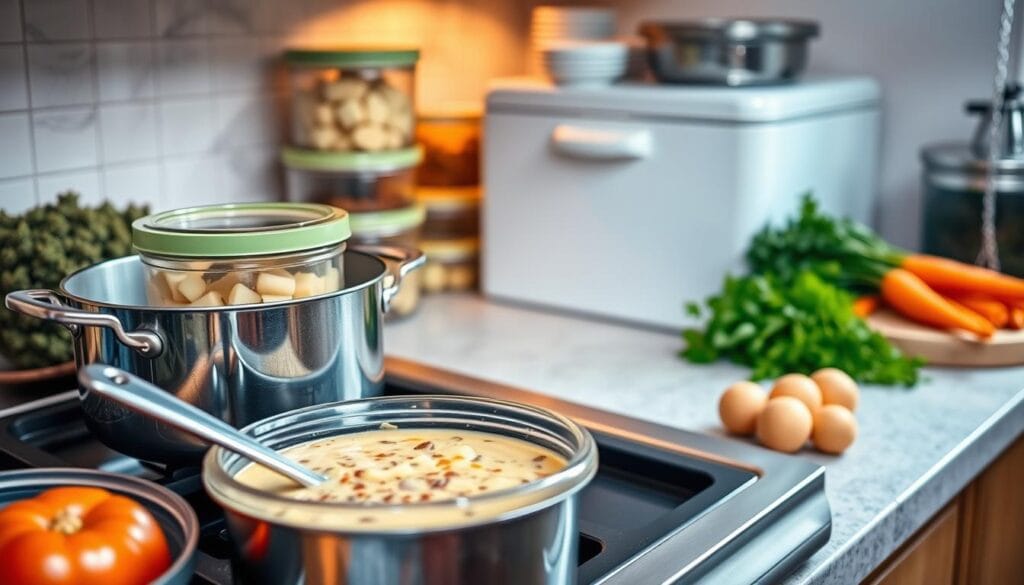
[866,503,959,585]
[865,435,1024,584]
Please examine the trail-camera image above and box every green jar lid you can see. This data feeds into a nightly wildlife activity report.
[349,204,425,237]
[133,203,351,258]
[282,145,423,173]
[285,47,420,68]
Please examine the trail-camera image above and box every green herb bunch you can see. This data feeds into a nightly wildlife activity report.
[0,192,148,369]
[681,193,923,386]
[682,271,922,385]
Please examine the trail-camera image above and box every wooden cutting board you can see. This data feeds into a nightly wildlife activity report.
[867,308,1024,367]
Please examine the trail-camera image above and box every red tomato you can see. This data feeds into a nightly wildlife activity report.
[0,486,172,585]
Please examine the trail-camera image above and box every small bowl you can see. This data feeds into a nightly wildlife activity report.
[0,468,199,585]
[542,40,628,87]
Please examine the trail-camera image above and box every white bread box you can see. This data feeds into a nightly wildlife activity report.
[482,77,880,330]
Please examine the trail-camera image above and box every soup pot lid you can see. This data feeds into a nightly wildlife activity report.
[132,202,351,258]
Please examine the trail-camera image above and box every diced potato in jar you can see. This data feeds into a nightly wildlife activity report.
[323,77,368,102]
[364,91,390,125]
[313,103,334,125]
[177,273,208,302]
[207,272,244,298]
[447,265,476,291]
[256,272,297,297]
[352,123,388,151]
[293,272,326,298]
[421,262,447,293]
[385,127,405,149]
[227,283,262,305]
[310,126,341,150]
[162,272,189,302]
[191,290,224,307]
[324,266,341,291]
[335,98,365,130]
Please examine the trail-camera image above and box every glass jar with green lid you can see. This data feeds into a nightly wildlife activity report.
[132,203,351,307]
[283,145,422,212]
[347,204,425,319]
[286,47,419,153]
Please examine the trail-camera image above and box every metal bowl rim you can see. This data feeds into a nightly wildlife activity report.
[203,394,599,535]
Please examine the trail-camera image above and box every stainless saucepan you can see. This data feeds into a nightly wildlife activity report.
[5,246,423,466]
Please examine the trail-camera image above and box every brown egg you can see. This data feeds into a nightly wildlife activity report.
[718,381,768,435]
[811,368,860,412]
[769,373,822,413]
[812,405,858,454]
[756,396,813,453]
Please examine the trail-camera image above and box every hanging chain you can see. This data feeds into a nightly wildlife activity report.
[977,0,1018,270]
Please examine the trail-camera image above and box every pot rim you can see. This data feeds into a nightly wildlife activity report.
[202,395,599,535]
[0,468,199,584]
[57,252,387,312]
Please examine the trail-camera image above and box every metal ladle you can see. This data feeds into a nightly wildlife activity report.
[78,364,325,488]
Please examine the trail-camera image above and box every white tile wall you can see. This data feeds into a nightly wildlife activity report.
[156,39,211,97]
[0,0,22,42]
[23,0,91,42]
[32,108,99,173]
[159,97,217,155]
[93,0,154,39]
[37,169,102,205]
[102,162,161,206]
[27,43,95,107]
[0,178,36,213]
[99,103,159,163]
[0,112,33,178]
[161,155,222,207]
[0,45,27,111]
[96,41,156,101]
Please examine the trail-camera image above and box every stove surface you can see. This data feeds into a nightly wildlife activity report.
[0,358,831,584]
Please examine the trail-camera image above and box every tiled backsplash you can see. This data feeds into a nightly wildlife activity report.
[0,0,526,214]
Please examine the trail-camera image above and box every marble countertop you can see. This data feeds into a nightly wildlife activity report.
[386,294,1024,585]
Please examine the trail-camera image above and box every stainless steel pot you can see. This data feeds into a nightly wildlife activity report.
[5,246,423,466]
[639,19,819,86]
[0,468,199,585]
[202,395,598,585]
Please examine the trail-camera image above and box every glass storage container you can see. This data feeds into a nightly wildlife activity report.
[416,103,482,186]
[286,47,419,153]
[419,238,480,293]
[348,204,425,319]
[283,146,422,212]
[132,203,351,307]
[417,185,481,240]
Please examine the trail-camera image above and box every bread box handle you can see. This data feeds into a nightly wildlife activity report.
[550,124,652,160]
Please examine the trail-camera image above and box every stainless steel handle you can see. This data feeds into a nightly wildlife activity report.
[78,364,325,488]
[5,289,163,358]
[351,244,426,313]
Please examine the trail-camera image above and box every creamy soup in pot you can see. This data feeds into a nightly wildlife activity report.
[235,428,566,506]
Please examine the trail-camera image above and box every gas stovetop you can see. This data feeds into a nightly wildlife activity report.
[0,357,830,584]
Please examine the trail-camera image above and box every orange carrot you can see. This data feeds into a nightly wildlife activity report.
[852,295,879,318]
[944,294,1010,329]
[901,254,1024,298]
[881,268,995,338]
[1003,300,1024,329]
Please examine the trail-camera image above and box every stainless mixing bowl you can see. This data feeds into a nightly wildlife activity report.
[639,19,820,86]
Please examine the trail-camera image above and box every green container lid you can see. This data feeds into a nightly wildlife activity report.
[285,47,420,68]
[133,203,351,258]
[282,145,423,173]
[349,204,425,237]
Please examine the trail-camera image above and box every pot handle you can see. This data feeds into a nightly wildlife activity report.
[5,289,163,358]
[350,244,426,312]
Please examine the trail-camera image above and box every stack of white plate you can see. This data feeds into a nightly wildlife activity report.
[530,6,617,73]
[541,40,628,88]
